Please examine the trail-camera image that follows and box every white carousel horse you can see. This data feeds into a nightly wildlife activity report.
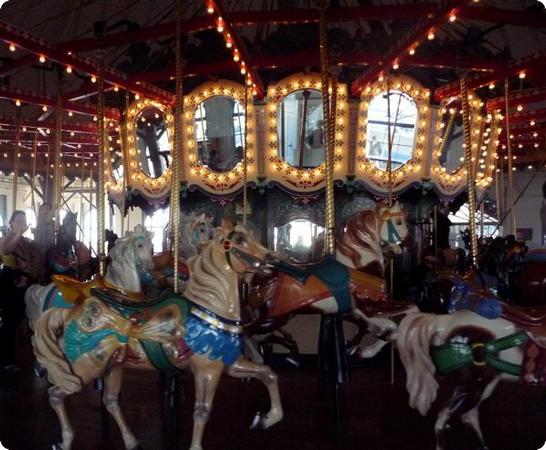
[153,212,214,289]
[25,225,155,332]
[396,308,546,450]
[32,220,283,450]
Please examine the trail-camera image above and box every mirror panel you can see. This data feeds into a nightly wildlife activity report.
[277,89,324,169]
[273,219,325,263]
[194,96,245,173]
[365,90,417,170]
[136,106,171,179]
[439,106,464,173]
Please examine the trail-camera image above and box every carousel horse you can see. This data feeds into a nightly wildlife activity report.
[479,234,546,306]
[396,304,546,450]
[46,212,97,281]
[152,212,214,290]
[32,221,283,450]
[246,200,415,360]
[25,225,154,332]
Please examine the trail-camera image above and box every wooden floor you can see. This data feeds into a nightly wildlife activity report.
[1,336,546,450]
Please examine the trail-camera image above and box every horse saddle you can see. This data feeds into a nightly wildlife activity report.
[52,274,107,304]
[501,303,546,328]
[273,256,352,313]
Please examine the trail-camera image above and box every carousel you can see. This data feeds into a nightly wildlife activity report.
[0,0,545,449]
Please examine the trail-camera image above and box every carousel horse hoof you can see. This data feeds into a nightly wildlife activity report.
[34,363,46,378]
[249,412,263,431]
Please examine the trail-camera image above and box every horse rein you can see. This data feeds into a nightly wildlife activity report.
[223,231,268,275]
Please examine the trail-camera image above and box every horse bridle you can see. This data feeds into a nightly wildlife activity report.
[379,210,405,245]
[223,231,267,274]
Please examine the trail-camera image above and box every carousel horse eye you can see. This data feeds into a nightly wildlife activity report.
[138,244,143,249]
[396,219,402,226]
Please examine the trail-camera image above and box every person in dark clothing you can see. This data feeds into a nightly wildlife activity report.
[0,211,35,372]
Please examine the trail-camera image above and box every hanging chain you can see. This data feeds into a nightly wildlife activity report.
[460,77,479,268]
[504,78,517,233]
[438,108,457,168]
[319,3,335,255]
[170,0,184,293]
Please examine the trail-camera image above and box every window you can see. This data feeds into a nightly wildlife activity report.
[365,90,417,170]
[448,203,499,248]
[273,219,325,263]
[82,208,97,249]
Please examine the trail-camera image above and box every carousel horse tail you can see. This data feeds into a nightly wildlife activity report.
[396,312,441,416]
[33,308,82,395]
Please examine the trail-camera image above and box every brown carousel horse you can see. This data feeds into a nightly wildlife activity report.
[32,221,282,450]
[246,200,415,359]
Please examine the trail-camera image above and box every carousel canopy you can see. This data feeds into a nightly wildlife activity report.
[0,0,543,181]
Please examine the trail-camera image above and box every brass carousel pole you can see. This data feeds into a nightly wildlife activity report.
[460,77,479,268]
[242,85,249,225]
[31,131,38,215]
[504,78,517,234]
[319,3,335,255]
[96,46,107,276]
[53,70,63,233]
[170,0,184,294]
[11,110,21,214]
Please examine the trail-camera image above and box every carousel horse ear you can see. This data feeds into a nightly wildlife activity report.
[222,218,234,231]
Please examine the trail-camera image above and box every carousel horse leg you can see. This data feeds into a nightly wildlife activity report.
[102,366,140,450]
[460,377,500,450]
[189,357,224,450]
[350,308,395,358]
[434,376,499,450]
[224,357,283,430]
[48,386,75,450]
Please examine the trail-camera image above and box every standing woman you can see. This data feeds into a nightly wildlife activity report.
[0,210,41,372]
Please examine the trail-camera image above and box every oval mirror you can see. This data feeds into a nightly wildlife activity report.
[277,89,324,169]
[439,105,464,173]
[365,90,417,170]
[273,219,325,263]
[194,96,245,173]
[136,106,171,178]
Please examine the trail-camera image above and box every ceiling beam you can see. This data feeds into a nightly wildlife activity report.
[458,5,546,28]
[434,49,546,101]
[0,20,175,105]
[351,0,472,97]
[487,86,546,112]
[0,130,98,145]
[0,84,120,120]
[132,49,501,84]
[0,116,98,133]
[207,0,265,98]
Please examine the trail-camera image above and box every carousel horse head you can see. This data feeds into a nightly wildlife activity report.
[180,212,214,258]
[376,200,410,253]
[337,199,410,274]
[105,225,154,293]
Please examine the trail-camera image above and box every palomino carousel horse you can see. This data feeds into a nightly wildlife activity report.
[25,225,154,331]
[46,212,97,282]
[397,304,546,450]
[152,212,214,290]
[246,200,415,360]
[32,221,283,450]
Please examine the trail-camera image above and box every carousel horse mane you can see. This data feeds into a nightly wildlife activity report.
[337,208,383,270]
[184,226,239,318]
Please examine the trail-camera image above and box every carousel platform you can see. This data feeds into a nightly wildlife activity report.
[1,334,545,450]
